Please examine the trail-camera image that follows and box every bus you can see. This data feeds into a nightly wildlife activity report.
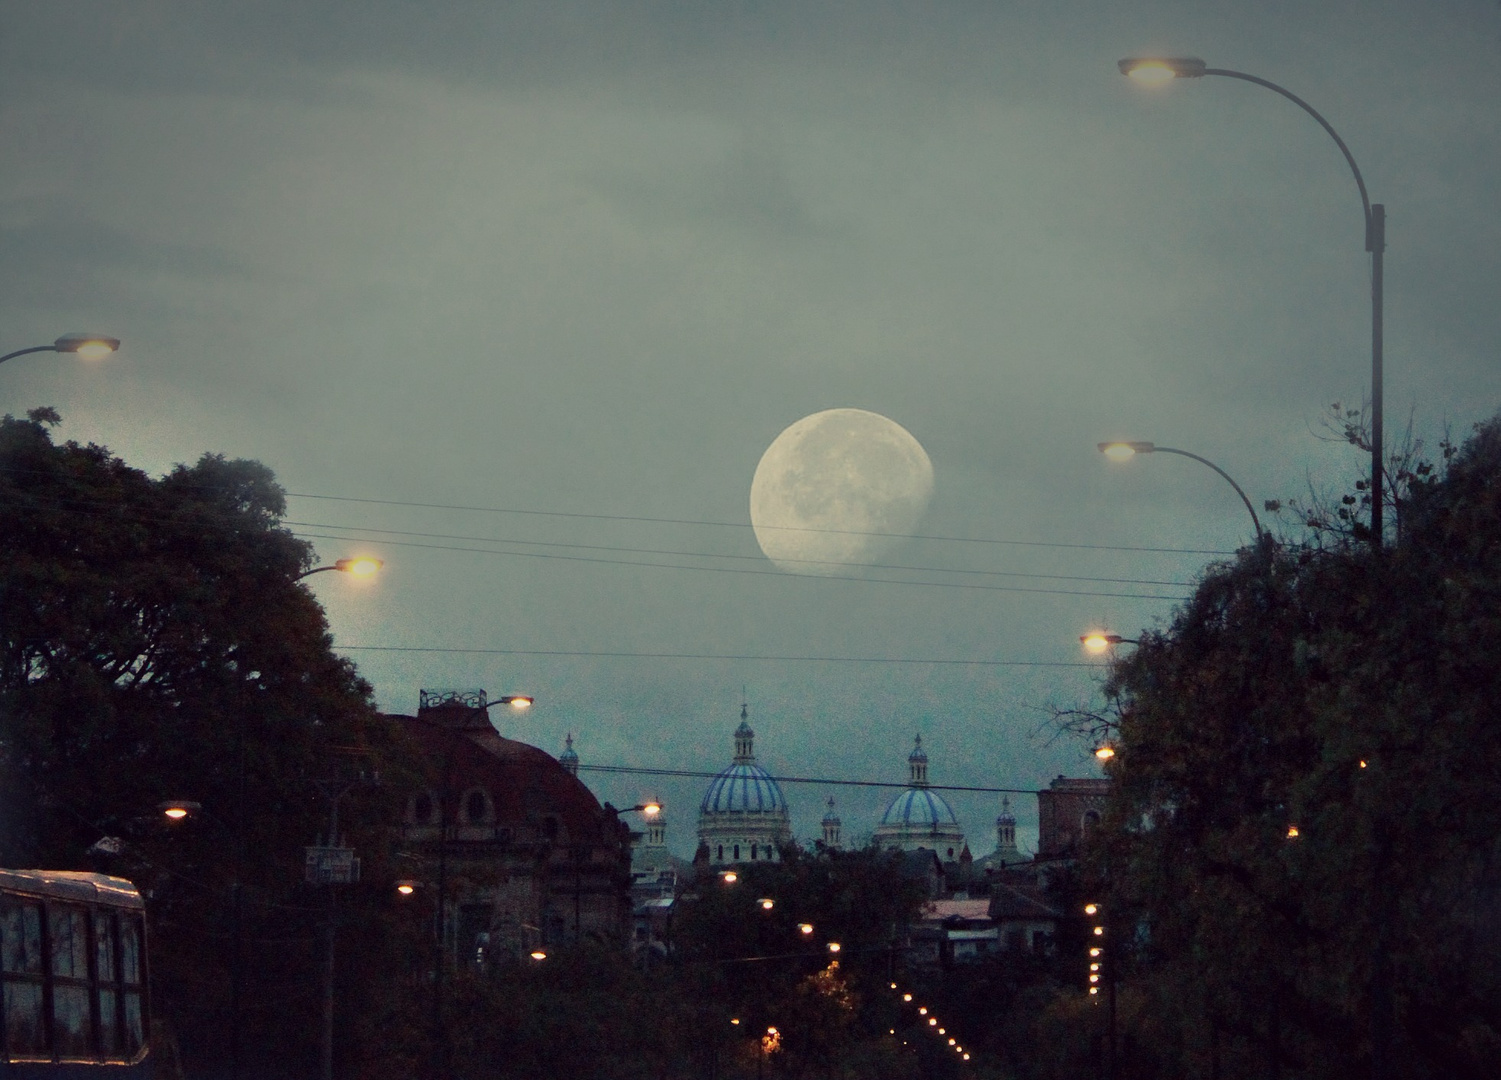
[0,869,149,1077]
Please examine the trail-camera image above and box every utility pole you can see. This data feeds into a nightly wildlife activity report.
[308,758,377,1080]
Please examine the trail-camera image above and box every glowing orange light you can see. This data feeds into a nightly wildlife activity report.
[903,993,912,1002]
[722,871,738,884]
[1084,903,1098,915]
[396,881,415,895]
[827,942,841,953]
[1082,633,1112,655]
[759,898,774,910]
[918,1007,927,1015]
[529,950,547,961]
[1093,926,1104,936]
[1095,745,1116,761]
[164,807,188,820]
[1287,825,1300,839]
[798,923,813,935]
[1125,62,1176,85]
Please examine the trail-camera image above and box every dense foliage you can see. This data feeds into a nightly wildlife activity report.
[1077,414,1501,1078]
[0,411,404,1077]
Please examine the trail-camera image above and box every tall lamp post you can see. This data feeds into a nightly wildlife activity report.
[0,334,120,368]
[428,691,533,1080]
[1098,440,1264,542]
[1118,57,1385,548]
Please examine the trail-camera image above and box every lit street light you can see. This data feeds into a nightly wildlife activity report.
[296,556,384,581]
[1098,441,1264,542]
[1118,57,1386,548]
[0,334,121,368]
[1081,632,1138,655]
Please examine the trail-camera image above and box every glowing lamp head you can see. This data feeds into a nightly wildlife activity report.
[948,1038,956,1046]
[1287,825,1300,839]
[503,695,533,709]
[334,556,383,578]
[798,922,814,935]
[54,334,121,361]
[395,881,416,895]
[827,942,841,953]
[529,950,547,961]
[918,1007,927,1015]
[1084,903,1098,916]
[903,993,912,1002]
[1090,974,1101,983]
[641,801,662,817]
[1094,926,1105,936]
[158,800,201,821]
[1090,987,1100,996]
[1090,948,1102,957]
[1095,745,1116,761]
[929,1018,938,1027]
[1081,633,1125,655]
[759,898,775,910]
[1098,440,1156,462]
[730,1018,740,1026]
[1117,57,1208,83]
[722,871,738,884]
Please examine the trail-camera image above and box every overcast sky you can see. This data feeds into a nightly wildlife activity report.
[4,1,1498,856]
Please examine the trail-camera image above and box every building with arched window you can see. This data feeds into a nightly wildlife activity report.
[873,736,968,862]
[695,705,792,868]
[391,690,632,964]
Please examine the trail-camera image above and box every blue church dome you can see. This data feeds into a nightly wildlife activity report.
[879,786,959,828]
[700,763,788,814]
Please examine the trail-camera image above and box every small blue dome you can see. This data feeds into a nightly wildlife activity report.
[880,787,959,828]
[700,764,787,814]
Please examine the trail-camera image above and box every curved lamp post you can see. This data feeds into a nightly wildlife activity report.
[1099,441,1264,542]
[1118,57,1384,548]
[1,334,121,368]
[296,556,383,581]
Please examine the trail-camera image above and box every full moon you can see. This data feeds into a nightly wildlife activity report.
[750,408,934,574]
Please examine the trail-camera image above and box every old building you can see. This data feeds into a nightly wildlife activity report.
[873,736,968,860]
[696,705,793,867]
[391,690,633,964]
[1036,776,1111,859]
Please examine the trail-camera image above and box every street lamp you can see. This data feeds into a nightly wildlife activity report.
[1117,57,1385,547]
[1080,632,1138,655]
[0,334,121,368]
[296,556,384,581]
[1098,441,1264,542]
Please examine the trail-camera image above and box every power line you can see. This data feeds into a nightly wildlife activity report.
[294,531,1189,601]
[283,490,1232,557]
[576,763,1038,795]
[286,518,1191,588]
[336,644,1100,667]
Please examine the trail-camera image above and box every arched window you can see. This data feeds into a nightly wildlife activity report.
[465,790,489,824]
[750,844,757,861]
[716,845,724,862]
[733,844,740,861]
[1082,809,1101,836]
[947,848,955,858]
[412,792,435,825]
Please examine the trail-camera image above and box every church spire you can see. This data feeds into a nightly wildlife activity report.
[733,702,755,764]
[821,797,842,850]
[908,734,929,787]
[559,733,579,777]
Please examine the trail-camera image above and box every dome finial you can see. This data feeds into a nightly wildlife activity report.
[559,732,580,777]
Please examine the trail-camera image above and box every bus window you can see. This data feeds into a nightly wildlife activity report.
[95,910,120,1055]
[121,915,145,1054]
[1,898,45,1055]
[49,904,93,1057]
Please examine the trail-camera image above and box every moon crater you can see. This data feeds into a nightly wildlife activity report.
[750,408,934,574]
